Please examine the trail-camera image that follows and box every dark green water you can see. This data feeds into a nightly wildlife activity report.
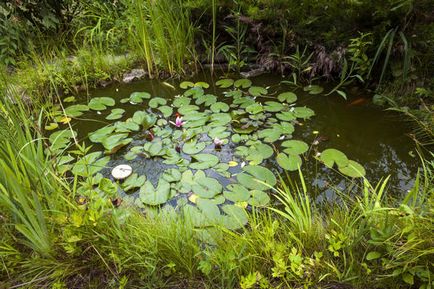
[72,72,418,202]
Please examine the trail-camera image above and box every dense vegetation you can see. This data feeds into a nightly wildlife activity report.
[1,1,433,288]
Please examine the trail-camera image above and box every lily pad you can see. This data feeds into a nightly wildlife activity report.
[248,190,270,206]
[64,104,90,117]
[281,140,309,155]
[246,103,263,114]
[303,84,324,95]
[140,180,170,205]
[276,153,302,171]
[122,173,146,192]
[216,78,234,88]
[293,107,315,119]
[158,106,173,118]
[189,154,219,170]
[264,101,285,112]
[248,86,268,97]
[106,108,125,120]
[223,184,250,202]
[278,92,297,103]
[338,160,366,178]
[180,81,194,89]
[237,165,276,190]
[149,97,167,108]
[210,102,229,113]
[234,79,252,89]
[194,81,209,89]
[183,139,206,155]
[129,92,151,104]
[320,148,349,168]
[88,97,115,111]
[192,176,222,198]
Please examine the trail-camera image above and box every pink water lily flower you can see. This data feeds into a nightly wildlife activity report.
[173,116,186,128]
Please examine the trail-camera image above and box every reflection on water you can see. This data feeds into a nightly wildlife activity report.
[75,72,419,200]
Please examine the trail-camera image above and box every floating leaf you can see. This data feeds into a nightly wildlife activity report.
[281,140,309,155]
[102,133,132,154]
[180,81,194,89]
[320,148,349,168]
[89,126,115,143]
[63,96,76,103]
[248,190,270,206]
[293,107,315,119]
[143,139,165,157]
[45,122,58,131]
[106,108,125,120]
[246,103,263,114]
[223,184,250,202]
[140,180,170,205]
[210,102,229,113]
[88,97,115,111]
[178,105,199,115]
[278,92,297,103]
[173,96,191,107]
[158,105,173,118]
[194,81,209,89]
[303,84,324,95]
[221,205,248,230]
[149,97,167,108]
[216,78,234,88]
[237,165,276,190]
[234,79,252,89]
[192,176,222,198]
[264,101,285,112]
[64,104,89,117]
[248,86,268,97]
[338,160,366,178]
[72,152,110,177]
[276,153,302,171]
[190,154,219,170]
[195,94,216,106]
[132,111,156,129]
[161,168,182,183]
[122,173,146,192]
[183,139,206,155]
[129,92,151,104]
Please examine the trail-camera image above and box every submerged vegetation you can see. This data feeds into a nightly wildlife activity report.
[0,0,433,288]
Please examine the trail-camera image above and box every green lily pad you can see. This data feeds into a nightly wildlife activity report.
[264,101,285,112]
[114,121,140,133]
[194,81,209,89]
[224,90,242,98]
[106,108,125,120]
[183,139,206,155]
[248,86,268,97]
[49,129,77,153]
[221,205,248,230]
[178,105,199,115]
[208,126,230,140]
[143,139,165,157]
[192,176,222,198]
[102,133,132,154]
[140,179,170,205]
[293,107,315,119]
[158,105,173,118]
[246,103,264,114]
[89,126,115,143]
[281,140,309,155]
[72,152,110,177]
[237,165,276,190]
[161,168,182,183]
[63,96,76,103]
[303,84,324,95]
[190,154,219,170]
[132,111,157,129]
[223,184,250,202]
[180,81,194,89]
[122,173,146,192]
[276,111,296,121]
[216,78,234,88]
[88,97,115,111]
[45,122,59,131]
[234,79,252,89]
[173,96,191,107]
[338,160,366,178]
[64,104,89,117]
[248,190,270,206]
[129,92,151,104]
[195,94,217,106]
[210,102,229,113]
[320,148,349,168]
[278,92,297,103]
[276,153,302,171]
[149,97,167,108]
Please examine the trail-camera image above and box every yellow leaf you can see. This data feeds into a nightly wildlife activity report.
[188,194,198,204]
[60,116,72,124]
[228,161,238,167]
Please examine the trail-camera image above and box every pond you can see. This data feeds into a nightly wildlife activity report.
[49,72,418,229]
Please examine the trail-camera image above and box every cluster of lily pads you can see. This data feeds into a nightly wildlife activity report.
[47,78,365,230]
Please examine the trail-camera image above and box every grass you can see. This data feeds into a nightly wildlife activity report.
[1,96,432,287]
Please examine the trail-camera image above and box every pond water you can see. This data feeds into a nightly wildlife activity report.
[63,72,418,206]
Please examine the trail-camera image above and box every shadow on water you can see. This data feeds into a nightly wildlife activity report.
[72,71,418,203]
